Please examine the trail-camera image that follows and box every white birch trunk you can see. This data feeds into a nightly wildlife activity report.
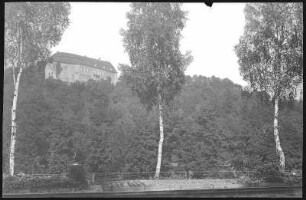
[9,67,23,176]
[273,95,286,173]
[12,64,16,86]
[154,92,164,179]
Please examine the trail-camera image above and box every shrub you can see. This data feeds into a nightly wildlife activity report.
[249,162,284,183]
[220,171,235,179]
[282,171,302,185]
[3,174,86,193]
[67,163,87,184]
[237,175,256,184]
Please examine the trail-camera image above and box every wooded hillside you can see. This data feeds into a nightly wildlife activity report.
[2,64,303,174]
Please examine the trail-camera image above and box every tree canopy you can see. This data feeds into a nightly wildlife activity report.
[5,2,71,68]
[235,3,303,97]
[3,67,303,175]
[120,3,192,109]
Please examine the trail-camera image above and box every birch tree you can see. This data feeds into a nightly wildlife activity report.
[5,2,70,176]
[121,3,192,178]
[235,3,303,172]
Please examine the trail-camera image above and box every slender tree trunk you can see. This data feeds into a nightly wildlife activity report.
[273,95,286,173]
[155,92,164,179]
[12,65,16,85]
[9,67,23,176]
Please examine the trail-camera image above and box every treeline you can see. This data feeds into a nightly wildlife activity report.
[2,64,303,175]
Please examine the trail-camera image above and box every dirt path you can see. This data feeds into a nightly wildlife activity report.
[93,179,244,192]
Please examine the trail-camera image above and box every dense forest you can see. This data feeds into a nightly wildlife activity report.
[2,63,303,175]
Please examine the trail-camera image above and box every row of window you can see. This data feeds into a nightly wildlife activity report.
[79,74,94,79]
[80,66,105,76]
[47,72,113,83]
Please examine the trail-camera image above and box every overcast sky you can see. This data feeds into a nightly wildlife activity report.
[51,3,247,86]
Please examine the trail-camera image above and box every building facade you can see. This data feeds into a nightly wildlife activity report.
[45,52,118,84]
[288,82,303,101]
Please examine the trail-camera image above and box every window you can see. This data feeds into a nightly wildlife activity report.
[49,72,53,78]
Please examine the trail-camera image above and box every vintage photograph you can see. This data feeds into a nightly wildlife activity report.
[3,2,303,198]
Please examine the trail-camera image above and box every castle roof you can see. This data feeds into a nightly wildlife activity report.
[51,52,117,73]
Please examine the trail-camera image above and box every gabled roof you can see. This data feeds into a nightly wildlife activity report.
[51,52,117,73]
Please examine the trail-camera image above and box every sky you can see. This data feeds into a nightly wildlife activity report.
[51,3,247,86]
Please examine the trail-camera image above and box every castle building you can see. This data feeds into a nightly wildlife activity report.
[45,52,118,84]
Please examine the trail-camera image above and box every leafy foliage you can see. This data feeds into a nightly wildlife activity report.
[3,174,84,193]
[5,2,71,176]
[249,162,284,183]
[120,3,192,108]
[235,3,303,97]
[121,3,192,178]
[67,164,87,184]
[2,66,303,177]
[234,2,303,172]
[5,2,71,68]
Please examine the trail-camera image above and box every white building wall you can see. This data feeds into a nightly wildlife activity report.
[57,63,80,83]
[45,62,117,85]
[45,63,57,79]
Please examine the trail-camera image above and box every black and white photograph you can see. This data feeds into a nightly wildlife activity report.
[3,2,303,198]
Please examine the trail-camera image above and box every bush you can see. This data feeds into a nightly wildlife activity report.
[3,174,86,193]
[249,163,284,183]
[220,171,235,179]
[283,175,302,185]
[282,171,302,185]
[67,163,87,184]
[237,175,256,184]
